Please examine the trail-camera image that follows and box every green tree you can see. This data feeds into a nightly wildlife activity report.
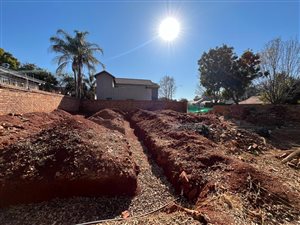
[50,29,104,99]
[198,45,263,104]
[83,73,96,100]
[60,74,76,96]
[18,63,58,92]
[0,48,20,70]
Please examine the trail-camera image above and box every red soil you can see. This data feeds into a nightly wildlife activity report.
[88,109,126,134]
[130,109,300,224]
[0,110,138,207]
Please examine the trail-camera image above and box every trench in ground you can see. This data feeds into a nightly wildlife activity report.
[0,119,191,225]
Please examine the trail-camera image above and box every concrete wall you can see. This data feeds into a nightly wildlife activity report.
[96,72,156,100]
[0,85,80,115]
[80,99,187,113]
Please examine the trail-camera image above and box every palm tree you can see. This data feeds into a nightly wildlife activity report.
[50,29,104,98]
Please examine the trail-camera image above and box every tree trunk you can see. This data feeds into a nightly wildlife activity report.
[73,70,77,98]
[77,65,82,99]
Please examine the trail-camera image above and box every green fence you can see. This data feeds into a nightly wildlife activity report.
[188,104,212,113]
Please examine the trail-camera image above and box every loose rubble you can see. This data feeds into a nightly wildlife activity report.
[130,109,300,225]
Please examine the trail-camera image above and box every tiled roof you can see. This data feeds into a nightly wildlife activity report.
[115,78,159,87]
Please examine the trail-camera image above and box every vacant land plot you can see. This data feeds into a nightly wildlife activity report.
[0,109,299,225]
[130,109,300,225]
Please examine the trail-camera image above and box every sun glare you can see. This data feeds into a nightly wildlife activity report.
[159,17,180,42]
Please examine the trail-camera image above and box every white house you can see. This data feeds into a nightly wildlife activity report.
[95,71,159,100]
[0,66,45,90]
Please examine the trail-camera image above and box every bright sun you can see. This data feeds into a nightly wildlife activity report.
[159,17,180,42]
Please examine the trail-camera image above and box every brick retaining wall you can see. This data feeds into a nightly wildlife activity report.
[0,85,187,115]
[80,99,187,113]
[0,85,80,115]
[213,104,300,122]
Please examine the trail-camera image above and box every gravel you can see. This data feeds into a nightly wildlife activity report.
[0,120,196,225]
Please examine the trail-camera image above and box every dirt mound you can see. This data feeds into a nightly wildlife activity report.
[0,111,138,207]
[0,109,72,149]
[89,109,126,134]
[130,109,300,224]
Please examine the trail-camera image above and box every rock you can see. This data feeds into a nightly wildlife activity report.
[220,133,226,138]
[179,171,189,183]
[121,210,130,219]
[252,143,258,149]
[0,125,4,130]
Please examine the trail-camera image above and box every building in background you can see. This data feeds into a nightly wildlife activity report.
[0,66,45,90]
[95,71,159,100]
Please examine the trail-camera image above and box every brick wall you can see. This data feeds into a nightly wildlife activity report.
[0,85,187,115]
[213,104,300,122]
[0,85,80,115]
[80,99,187,113]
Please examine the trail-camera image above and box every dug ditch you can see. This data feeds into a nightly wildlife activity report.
[0,112,196,225]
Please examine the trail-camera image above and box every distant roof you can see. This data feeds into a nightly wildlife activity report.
[94,70,159,88]
[94,70,115,78]
[115,78,159,87]
[239,96,265,104]
[0,66,45,84]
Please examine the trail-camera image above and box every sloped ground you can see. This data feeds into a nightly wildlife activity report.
[88,109,126,134]
[0,110,70,149]
[0,110,138,208]
[0,109,199,224]
[1,109,299,225]
[130,109,300,225]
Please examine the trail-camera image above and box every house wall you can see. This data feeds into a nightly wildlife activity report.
[96,72,157,100]
[113,84,153,100]
[152,88,158,100]
[96,73,114,100]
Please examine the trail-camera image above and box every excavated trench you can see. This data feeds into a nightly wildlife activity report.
[2,109,299,225]
[0,110,198,225]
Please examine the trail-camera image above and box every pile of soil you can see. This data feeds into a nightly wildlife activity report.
[0,110,138,207]
[0,110,70,149]
[89,109,126,134]
[130,109,300,225]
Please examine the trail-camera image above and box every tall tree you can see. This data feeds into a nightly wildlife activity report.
[198,45,263,104]
[0,48,20,70]
[259,37,300,104]
[159,75,176,100]
[50,29,104,98]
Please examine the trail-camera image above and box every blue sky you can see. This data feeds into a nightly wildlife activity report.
[1,0,299,100]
